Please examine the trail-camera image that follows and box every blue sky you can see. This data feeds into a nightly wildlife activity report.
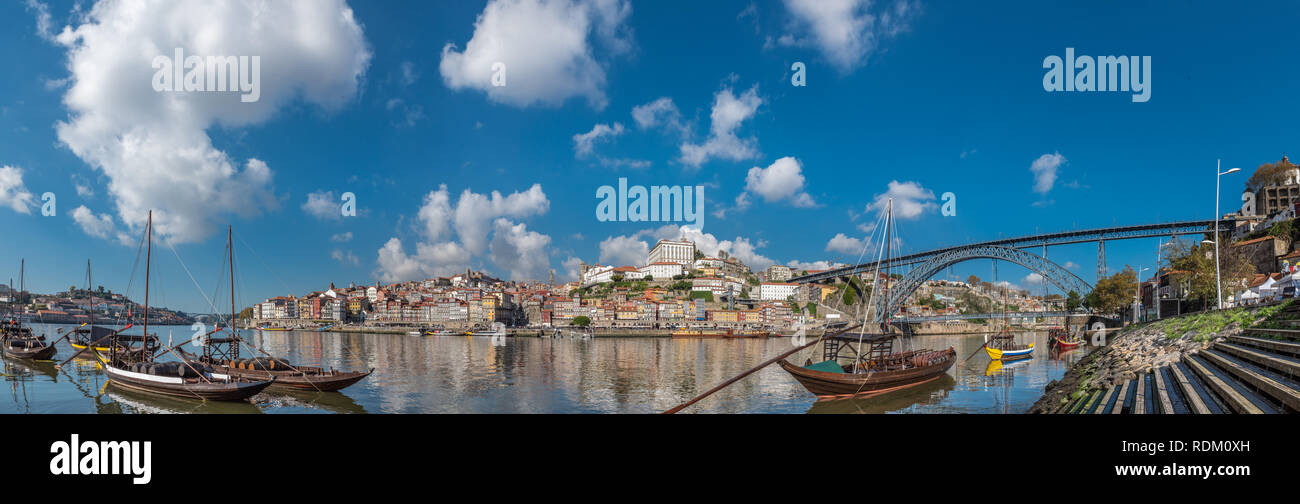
[1,0,1297,313]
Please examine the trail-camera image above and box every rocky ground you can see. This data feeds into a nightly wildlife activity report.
[1027,303,1288,413]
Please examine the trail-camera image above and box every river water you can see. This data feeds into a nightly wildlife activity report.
[1,324,1091,414]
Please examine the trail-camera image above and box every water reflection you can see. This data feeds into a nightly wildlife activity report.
[2,324,1092,414]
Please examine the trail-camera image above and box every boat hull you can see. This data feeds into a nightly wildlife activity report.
[779,348,956,398]
[214,366,373,392]
[2,341,58,360]
[985,342,1035,360]
[98,356,274,402]
[1052,337,1081,348]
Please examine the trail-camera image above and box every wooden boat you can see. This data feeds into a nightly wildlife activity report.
[184,225,371,393]
[75,212,275,402]
[1048,327,1082,348]
[779,334,955,398]
[1,260,58,360]
[3,332,58,360]
[778,198,956,400]
[984,329,1034,360]
[258,326,292,332]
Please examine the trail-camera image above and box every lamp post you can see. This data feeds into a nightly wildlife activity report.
[1136,266,1150,323]
[1213,161,1242,310]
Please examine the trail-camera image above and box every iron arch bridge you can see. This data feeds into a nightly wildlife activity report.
[871,245,1092,323]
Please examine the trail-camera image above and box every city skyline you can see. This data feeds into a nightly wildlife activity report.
[2,0,1298,313]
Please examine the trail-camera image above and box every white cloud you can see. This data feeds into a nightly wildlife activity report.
[0,166,36,214]
[788,260,841,271]
[631,97,686,135]
[376,183,552,282]
[70,205,113,238]
[825,233,866,255]
[743,156,816,207]
[679,86,762,167]
[1022,272,1047,287]
[561,256,584,282]
[865,180,936,220]
[598,234,649,267]
[439,0,632,109]
[1031,152,1066,195]
[303,191,341,220]
[572,122,625,157]
[488,218,552,280]
[386,98,425,128]
[25,0,56,42]
[330,232,354,243]
[780,0,918,72]
[331,249,360,266]
[400,61,419,86]
[69,205,133,245]
[1063,261,1080,270]
[52,0,371,243]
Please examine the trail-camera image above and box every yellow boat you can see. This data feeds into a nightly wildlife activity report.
[984,341,1034,360]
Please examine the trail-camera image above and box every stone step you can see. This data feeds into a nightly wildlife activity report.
[1226,335,1300,357]
[1215,341,1300,379]
[1093,386,1118,415]
[1152,367,1175,414]
[1183,355,1271,413]
[1201,349,1300,412]
[1133,373,1147,414]
[1111,379,1132,414]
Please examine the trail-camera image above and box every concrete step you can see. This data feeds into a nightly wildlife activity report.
[1111,379,1133,414]
[1226,334,1300,357]
[1184,354,1275,413]
[1093,386,1119,415]
[1201,349,1300,412]
[1152,367,1175,414]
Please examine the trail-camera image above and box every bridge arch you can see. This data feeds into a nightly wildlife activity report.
[872,245,1092,322]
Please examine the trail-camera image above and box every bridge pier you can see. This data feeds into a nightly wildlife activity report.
[1097,239,1107,279]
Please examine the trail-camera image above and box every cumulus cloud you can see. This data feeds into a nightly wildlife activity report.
[0,166,36,214]
[561,256,585,282]
[51,0,371,243]
[648,224,776,270]
[1031,152,1066,195]
[330,232,354,243]
[743,156,816,207]
[303,191,341,220]
[865,180,936,220]
[376,183,552,282]
[631,97,686,136]
[779,0,918,72]
[489,218,553,280]
[572,122,625,157]
[439,0,633,109]
[680,86,762,168]
[70,205,133,245]
[825,233,867,255]
[598,234,650,267]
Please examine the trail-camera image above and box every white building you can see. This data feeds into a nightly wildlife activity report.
[639,262,684,279]
[582,265,616,286]
[691,277,726,295]
[648,239,695,267]
[759,282,799,301]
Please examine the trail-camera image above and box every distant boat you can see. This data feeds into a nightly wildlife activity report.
[984,328,1035,360]
[670,328,767,339]
[2,259,58,361]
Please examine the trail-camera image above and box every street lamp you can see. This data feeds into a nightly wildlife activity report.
[1213,161,1241,309]
[1136,266,1150,323]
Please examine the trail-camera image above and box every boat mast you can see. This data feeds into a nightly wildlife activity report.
[883,199,892,329]
[229,225,238,360]
[88,260,94,329]
[143,210,151,362]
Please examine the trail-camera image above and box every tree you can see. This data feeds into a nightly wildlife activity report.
[966,274,981,286]
[1245,155,1298,194]
[611,274,625,282]
[571,315,591,327]
[841,285,856,306]
[1165,237,1255,307]
[643,275,653,282]
[238,307,254,320]
[1086,266,1140,314]
[1065,291,1082,311]
[694,249,705,260]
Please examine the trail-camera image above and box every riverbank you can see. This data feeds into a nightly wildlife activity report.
[1028,301,1294,413]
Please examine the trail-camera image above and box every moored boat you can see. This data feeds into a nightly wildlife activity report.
[2,260,58,360]
[65,211,275,402]
[778,198,956,400]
